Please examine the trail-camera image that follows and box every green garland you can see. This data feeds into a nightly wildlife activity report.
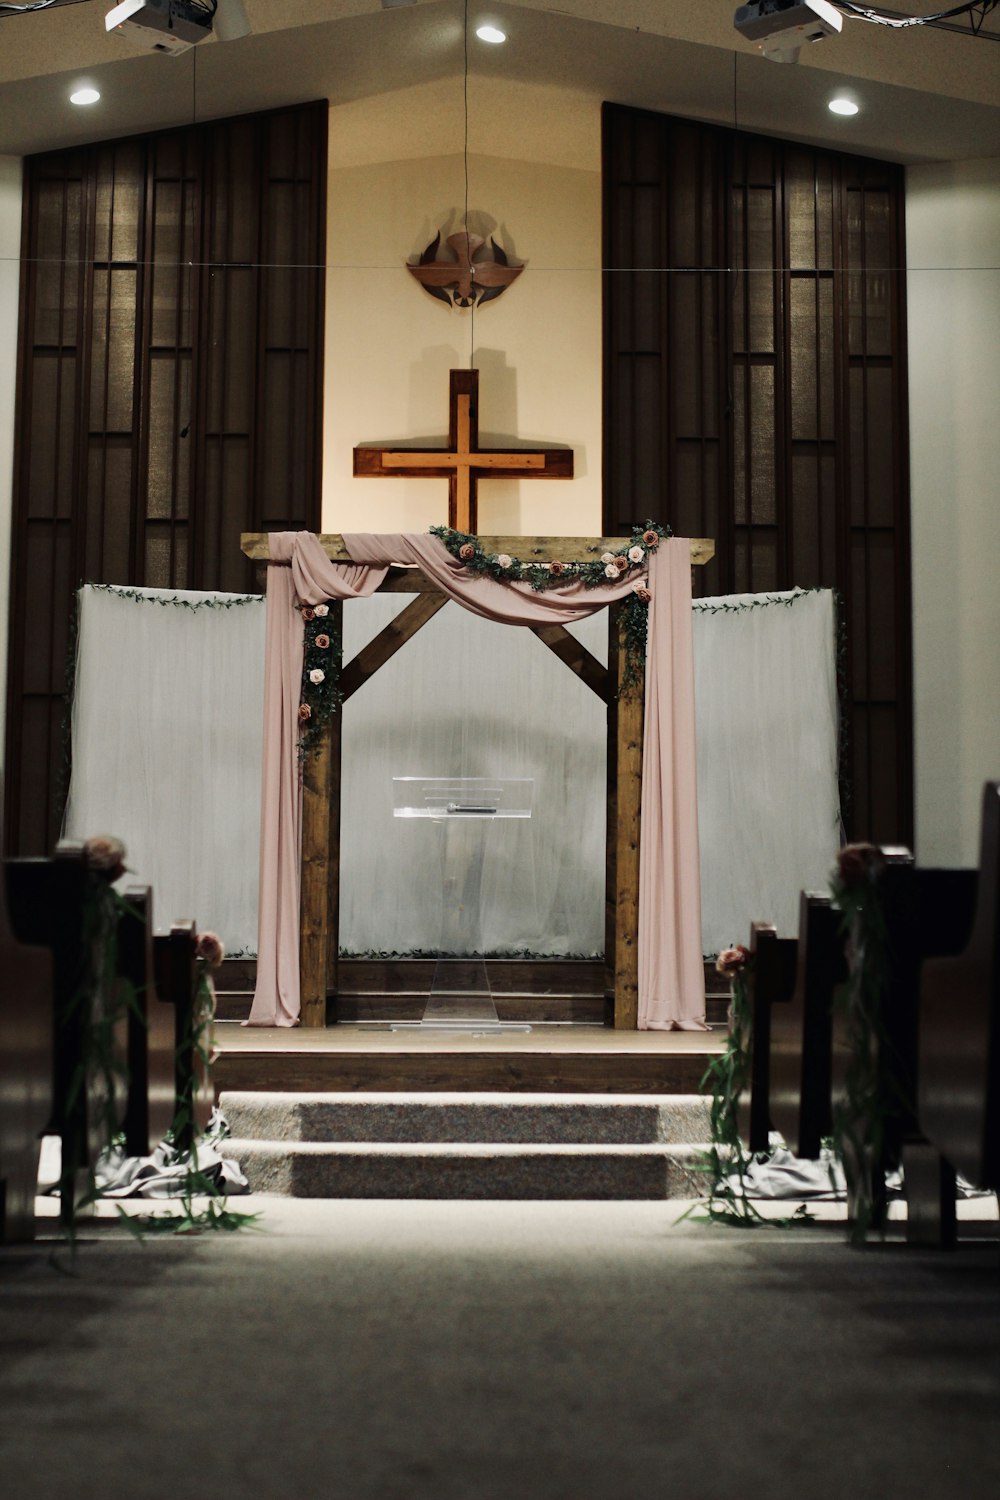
[297,521,670,750]
[679,949,813,1230]
[85,583,263,611]
[829,847,893,1245]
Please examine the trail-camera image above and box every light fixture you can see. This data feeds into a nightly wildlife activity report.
[70,87,101,107]
[828,95,860,116]
[476,24,506,44]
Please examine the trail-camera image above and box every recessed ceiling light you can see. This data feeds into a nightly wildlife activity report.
[829,96,859,117]
[476,25,507,44]
[70,87,101,107]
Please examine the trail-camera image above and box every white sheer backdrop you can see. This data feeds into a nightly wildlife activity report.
[64,586,266,954]
[65,582,839,958]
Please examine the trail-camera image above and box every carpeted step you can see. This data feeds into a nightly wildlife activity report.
[224,1139,707,1200]
[219,1090,713,1145]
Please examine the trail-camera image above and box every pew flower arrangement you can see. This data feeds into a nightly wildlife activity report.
[297,521,672,750]
[682,945,814,1230]
[830,842,891,1245]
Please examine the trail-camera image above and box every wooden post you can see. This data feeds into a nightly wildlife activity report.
[605,602,644,1030]
[300,605,342,1028]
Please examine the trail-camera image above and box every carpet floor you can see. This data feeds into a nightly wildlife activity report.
[1,1196,998,1500]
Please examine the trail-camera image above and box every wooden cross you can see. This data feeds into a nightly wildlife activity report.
[352,369,574,533]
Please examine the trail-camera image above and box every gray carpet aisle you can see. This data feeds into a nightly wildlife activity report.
[2,1199,999,1500]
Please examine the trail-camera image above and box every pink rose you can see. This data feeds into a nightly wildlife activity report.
[84,834,127,882]
[309,668,325,685]
[298,702,312,722]
[314,634,330,650]
[715,945,750,977]
[614,555,630,573]
[313,603,329,617]
[836,843,881,889]
[601,552,616,565]
[497,554,513,569]
[604,563,619,579]
[643,529,659,548]
[459,543,475,560]
[302,607,315,621]
[632,585,651,603]
[549,560,565,576]
[196,930,225,969]
[628,545,644,564]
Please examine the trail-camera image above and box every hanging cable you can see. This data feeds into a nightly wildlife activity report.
[463,0,474,370]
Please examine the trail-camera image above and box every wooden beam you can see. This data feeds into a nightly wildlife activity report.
[300,609,343,1028]
[241,533,714,567]
[530,624,610,703]
[606,603,644,1030]
[340,593,450,703]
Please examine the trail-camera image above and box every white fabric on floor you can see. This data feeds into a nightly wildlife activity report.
[64,582,840,957]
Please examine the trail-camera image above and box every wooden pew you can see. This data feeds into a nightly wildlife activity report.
[737,922,798,1154]
[118,886,176,1158]
[830,852,978,1241]
[154,920,214,1156]
[918,782,999,1199]
[769,892,848,1161]
[0,840,55,1243]
[4,844,100,1223]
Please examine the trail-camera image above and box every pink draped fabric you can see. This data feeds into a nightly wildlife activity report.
[638,544,708,1030]
[247,530,705,1029]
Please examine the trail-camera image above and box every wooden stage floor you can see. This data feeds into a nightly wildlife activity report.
[213,1022,727,1096]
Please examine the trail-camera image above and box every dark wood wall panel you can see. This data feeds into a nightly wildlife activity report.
[603,103,912,844]
[6,101,327,855]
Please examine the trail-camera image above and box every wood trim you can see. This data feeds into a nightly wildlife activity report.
[529,624,610,703]
[339,592,449,702]
[241,533,714,566]
[606,602,644,1029]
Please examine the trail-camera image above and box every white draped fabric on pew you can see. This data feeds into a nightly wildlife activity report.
[64,578,839,997]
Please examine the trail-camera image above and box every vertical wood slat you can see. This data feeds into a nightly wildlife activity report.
[602,103,912,846]
[5,102,327,857]
[605,603,644,1029]
[300,721,333,1029]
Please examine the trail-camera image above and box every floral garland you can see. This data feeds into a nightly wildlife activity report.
[297,521,671,750]
[679,945,812,1230]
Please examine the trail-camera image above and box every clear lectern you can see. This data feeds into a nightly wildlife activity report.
[392,777,533,1032]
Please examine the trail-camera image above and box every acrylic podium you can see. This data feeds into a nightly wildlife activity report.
[392,777,534,1032]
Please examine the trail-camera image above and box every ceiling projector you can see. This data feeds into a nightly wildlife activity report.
[105,1,214,56]
[734,1,843,62]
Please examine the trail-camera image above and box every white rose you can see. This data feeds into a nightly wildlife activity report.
[604,562,619,579]
[313,603,329,618]
[497,554,513,569]
[601,552,616,565]
[309,669,325,685]
[628,546,644,563]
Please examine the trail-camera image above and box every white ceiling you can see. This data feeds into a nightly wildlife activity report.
[0,0,997,163]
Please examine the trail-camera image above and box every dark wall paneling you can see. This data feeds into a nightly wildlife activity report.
[603,103,912,844]
[6,101,327,856]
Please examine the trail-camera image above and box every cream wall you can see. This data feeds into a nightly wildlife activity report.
[0,155,22,774]
[322,80,603,537]
[907,157,1000,867]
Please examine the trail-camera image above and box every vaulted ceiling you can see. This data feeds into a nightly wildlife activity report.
[0,0,997,162]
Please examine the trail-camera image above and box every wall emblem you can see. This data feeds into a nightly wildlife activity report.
[407,227,523,309]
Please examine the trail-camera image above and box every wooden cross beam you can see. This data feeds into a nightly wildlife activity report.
[352,369,573,533]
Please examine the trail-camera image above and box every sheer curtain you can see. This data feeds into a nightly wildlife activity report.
[63,585,266,954]
[65,582,839,959]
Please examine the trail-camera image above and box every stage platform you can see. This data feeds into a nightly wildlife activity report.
[212,1022,726,1096]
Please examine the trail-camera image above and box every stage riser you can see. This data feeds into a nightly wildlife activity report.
[221,1092,712,1145]
[214,993,729,1026]
[213,1050,715,1095]
[225,1142,706,1200]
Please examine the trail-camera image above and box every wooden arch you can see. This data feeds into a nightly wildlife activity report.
[242,534,713,1028]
